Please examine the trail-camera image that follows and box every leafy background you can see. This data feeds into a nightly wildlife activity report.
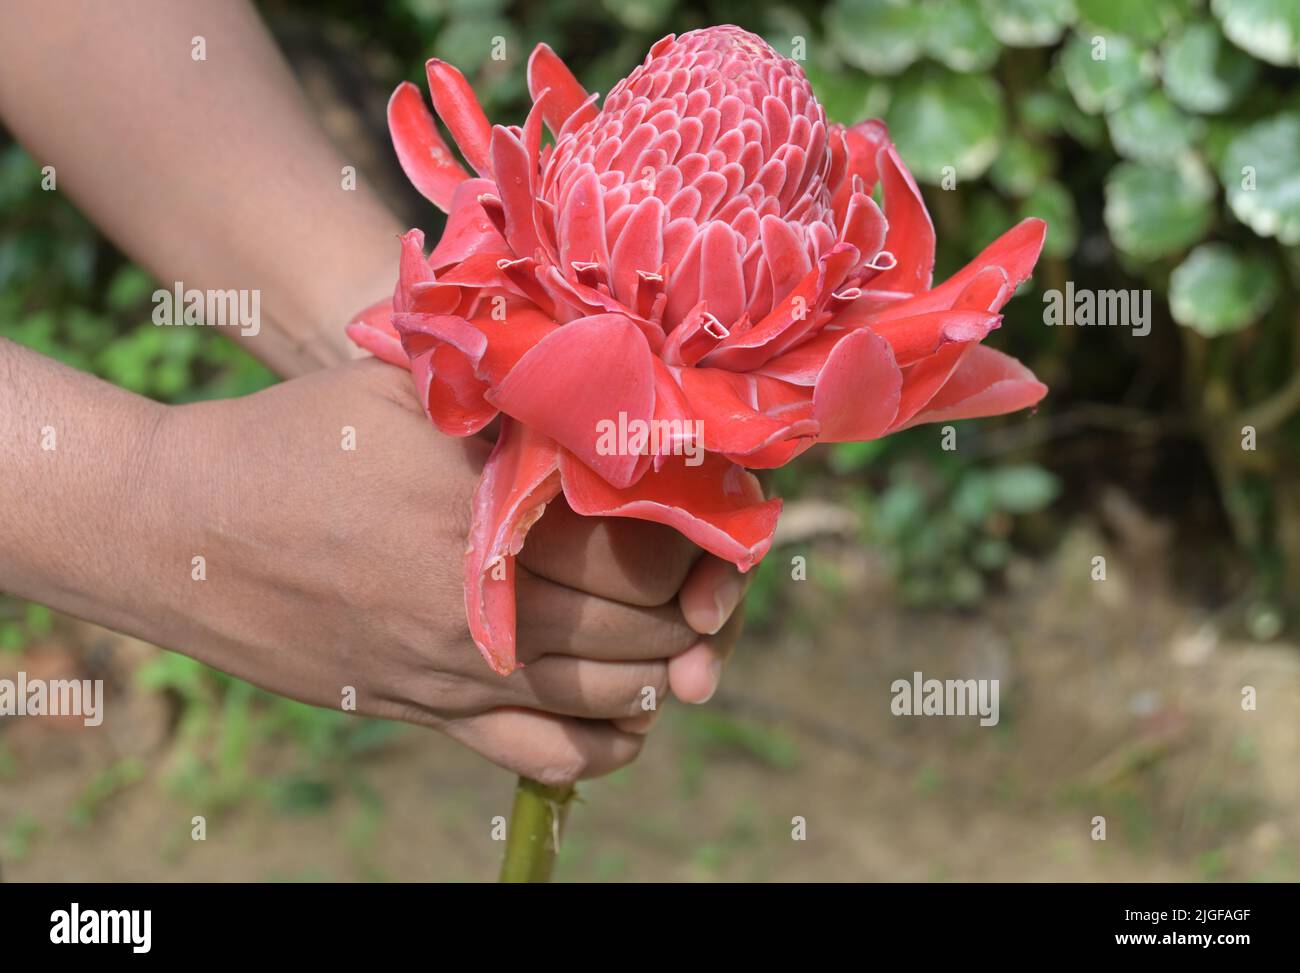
[1,0,1298,881]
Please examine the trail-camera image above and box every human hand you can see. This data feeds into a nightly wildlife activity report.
[139,359,747,784]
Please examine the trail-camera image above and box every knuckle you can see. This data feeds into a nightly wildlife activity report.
[612,662,668,716]
[630,532,698,606]
[645,605,695,657]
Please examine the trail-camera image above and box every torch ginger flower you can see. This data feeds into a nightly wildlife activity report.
[348,26,1048,675]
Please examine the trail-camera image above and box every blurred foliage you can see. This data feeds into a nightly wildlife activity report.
[133,650,403,825]
[869,461,1060,607]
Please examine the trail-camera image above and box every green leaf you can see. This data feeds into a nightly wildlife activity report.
[989,135,1053,196]
[986,465,1060,513]
[600,0,673,31]
[1202,116,1250,169]
[1019,89,1071,135]
[1104,158,1215,261]
[964,191,1015,254]
[1020,181,1079,258]
[105,265,157,312]
[803,60,889,126]
[827,0,929,76]
[925,0,1002,73]
[1220,113,1300,246]
[885,68,1006,184]
[979,0,1075,47]
[1169,243,1280,336]
[1075,0,1189,44]
[431,17,516,74]
[1060,31,1154,115]
[1161,21,1258,114]
[24,603,53,637]
[1106,91,1201,164]
[829,439,887,473]
[1211,0,1300,67]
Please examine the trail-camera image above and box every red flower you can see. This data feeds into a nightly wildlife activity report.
[349,26,1047,674]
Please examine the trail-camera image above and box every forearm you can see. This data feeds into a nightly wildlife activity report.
[0,339,179,640]
[0,0,403,377]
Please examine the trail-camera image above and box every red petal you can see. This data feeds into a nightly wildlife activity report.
[387,82,469,212]
[427,178,508,269]
[392,313,495,435]
[557,168,611,272]
[830,120,889,221]
[898,345,1047,428]
[702,243,858,371]
[838,191,887,259]
[868,309,1001,365]
[469,305,560,386]
[490,125,542,258]
[425,59,494,178]
[813,327,901,441]
[753,328,844,385]
[650,358,698,471]
[487,313,655,488]
[413,342,496,436]
[679,367,818,457]
[890,341,969,431]
[872,144,936,294]
[345,298,407,368]
[465,420,562,674]
[559,450,781,571]
[875,219,1045,319]
[395,229,436,313]
[527,44,598,137]
[609,195,666,309]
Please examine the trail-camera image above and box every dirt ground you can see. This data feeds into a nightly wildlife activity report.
[2,499,1297,883]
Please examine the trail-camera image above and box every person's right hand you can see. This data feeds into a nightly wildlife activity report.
[130,359,747,785]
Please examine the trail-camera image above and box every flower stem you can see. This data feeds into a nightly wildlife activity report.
[498,776,574,882]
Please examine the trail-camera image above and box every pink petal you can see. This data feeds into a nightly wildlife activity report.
[813,327,902,441]
[867,309,1002,365]
[427,178,508,269]
[490,124,542,258]
[557,168,611,272]
[830,120,889,221]
[425,59,494,178]
[387,82,470,212]
[345,298,406,368]
[413,343,496,436]
[899,345,1047,428]
[395,229,436,313]
[701,244,859,371]
[872,144,935,294]
[890,342,970,431]
[608,195,666,308]
[752,328,844,385]
[465,420,562,674]
[559,450,781,571]
[678,367,818,457]
[876,219,1045,319]
[486,313,655,488]
[527,44,599,137]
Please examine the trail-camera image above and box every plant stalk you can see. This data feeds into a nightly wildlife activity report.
[498,776,574,882]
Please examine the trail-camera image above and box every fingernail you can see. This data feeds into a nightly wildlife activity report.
[705,574,745,635]
[696,656,724,703]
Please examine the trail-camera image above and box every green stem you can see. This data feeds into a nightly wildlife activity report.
[498,776,574,882]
